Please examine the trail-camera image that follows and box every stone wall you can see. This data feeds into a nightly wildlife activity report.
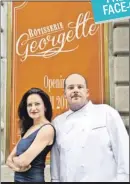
[1,1,7,164]
[109,19,130,133]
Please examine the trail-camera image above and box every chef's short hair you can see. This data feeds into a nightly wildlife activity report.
[64,73,88,89]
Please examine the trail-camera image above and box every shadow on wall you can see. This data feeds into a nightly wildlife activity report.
[125,126,129,135]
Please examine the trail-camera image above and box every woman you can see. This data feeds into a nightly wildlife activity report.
[6,88,56,182]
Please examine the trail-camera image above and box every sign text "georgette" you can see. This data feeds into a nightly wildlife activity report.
[16,12,99,62]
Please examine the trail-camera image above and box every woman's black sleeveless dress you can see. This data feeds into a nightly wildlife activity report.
[14,124,56,182]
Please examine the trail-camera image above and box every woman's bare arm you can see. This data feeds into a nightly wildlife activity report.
[13,125,54,167]
[6,143,20,171]
[6,140,31,172]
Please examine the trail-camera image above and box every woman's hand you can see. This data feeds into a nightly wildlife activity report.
[6,156,20,172]
[16,165,31,172]
[13,156,31,172]
[12,157,21,167]
[6,156,31,172]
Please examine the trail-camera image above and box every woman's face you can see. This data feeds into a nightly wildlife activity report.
[27,94,46,120]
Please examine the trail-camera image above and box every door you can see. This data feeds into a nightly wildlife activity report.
[10,1,106,163]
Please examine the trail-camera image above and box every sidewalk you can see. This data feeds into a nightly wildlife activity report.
[1,165,51,182]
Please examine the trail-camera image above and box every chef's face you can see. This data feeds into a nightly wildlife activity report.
[64,74,89,111]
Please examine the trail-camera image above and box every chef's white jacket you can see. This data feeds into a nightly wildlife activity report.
[50,101,129,182]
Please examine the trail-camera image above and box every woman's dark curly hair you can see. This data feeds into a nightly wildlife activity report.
[18,88,52,137]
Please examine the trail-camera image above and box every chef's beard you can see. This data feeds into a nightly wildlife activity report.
[69,101,87,111]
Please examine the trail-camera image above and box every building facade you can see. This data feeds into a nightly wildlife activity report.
[1,2,129,165]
